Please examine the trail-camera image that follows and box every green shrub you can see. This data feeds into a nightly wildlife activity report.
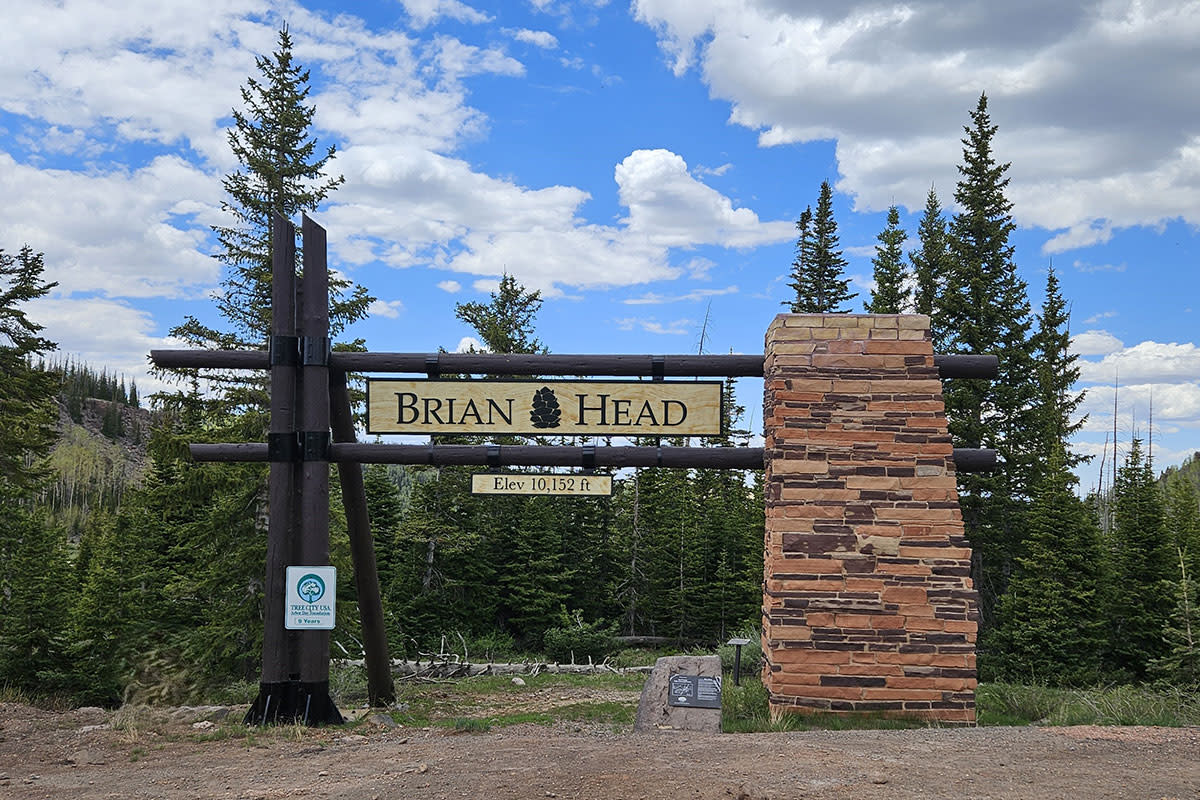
[542,611,616,664]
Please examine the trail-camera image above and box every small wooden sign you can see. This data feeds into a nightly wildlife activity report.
[366,379,722,436]
[471,473,613,496]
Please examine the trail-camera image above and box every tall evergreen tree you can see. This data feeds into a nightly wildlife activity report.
[1105,438,1173,680]
[454,274,546,356]
[784,207,815,312]
[1029,265,1087,487]
[984,448,1105,685]
[0,246,58,491]
[1163,473,1200,579]
[0,245,76,696]
[940,93,1038,628]
[178,26,367,346]
[1150,549,1200,689]
[908,187,949,340]
[807,181,857,312]
[865,205,909,314]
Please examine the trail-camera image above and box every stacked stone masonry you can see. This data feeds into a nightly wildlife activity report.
[761,314,978,724]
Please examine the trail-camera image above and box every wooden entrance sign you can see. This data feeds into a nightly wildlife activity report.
[148,216,999,728]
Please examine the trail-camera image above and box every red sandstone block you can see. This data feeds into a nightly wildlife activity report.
[905,617,946,631]
[834,614,875,629]
[876,563,933,576]
[888,677,971,691]
[826,339,865,354]
[844,578,886,592]
[772,355,816,367]
[773,343,820,355]
[882,587,927,603]
[910,488,958,502]
[841,664,905,677]
[861,688,944,701]
[844,476,903,490]
[805,612,836,627]
[869,615,905,629]
[769,460,831,475]
[794,686,867,701]
[944,620,978,634]
[770,673,822,687]
[895,603,936,619]
[875,652,935,666]
[864,340,930,355]
[773,649,853,665]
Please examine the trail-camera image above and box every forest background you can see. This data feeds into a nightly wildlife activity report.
[1,29,1199,707]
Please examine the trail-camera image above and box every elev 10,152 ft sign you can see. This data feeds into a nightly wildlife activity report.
[366,379,723,436]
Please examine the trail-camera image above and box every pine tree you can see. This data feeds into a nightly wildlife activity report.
[784,207,815,312]
[0,246,58,491]
[865,205,909,314]
[1029,265,1087,487]
[1150,549,1200,689]
[454,274,546,356]
[807,181,857,312]
[940,93,1038,628]
[1105,438,1174,680]
[908,187,949,340]
[984,448,1105,685]
[169,26,372,413]
[1163,473,1200,579]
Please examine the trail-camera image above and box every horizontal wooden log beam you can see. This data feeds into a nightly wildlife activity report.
[151,350,998,379]
[187,443,996,472]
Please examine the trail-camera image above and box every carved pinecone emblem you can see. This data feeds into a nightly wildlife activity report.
[530,386,562,429]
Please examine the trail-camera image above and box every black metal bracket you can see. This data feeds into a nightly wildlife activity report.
[268,432,301,462]
[487,445,501,472]
[581,445,596,473]
[651,355,666,381]
[425,354,440,379]
[301,336,331,366]
[301,431,331,461]
[270,335,300,367]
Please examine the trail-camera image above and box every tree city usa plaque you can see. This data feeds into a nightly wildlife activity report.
[366,379,722,436]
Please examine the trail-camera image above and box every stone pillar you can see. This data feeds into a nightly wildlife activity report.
[762,314,977,724]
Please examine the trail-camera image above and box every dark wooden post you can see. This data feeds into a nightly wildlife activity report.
[245,214,299,724]
[330,370,396,706]
[293,214,342,724]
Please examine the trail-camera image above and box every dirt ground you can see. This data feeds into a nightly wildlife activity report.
[2,700,1198,800]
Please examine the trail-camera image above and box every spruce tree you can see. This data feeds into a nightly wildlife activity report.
[1029,265,1087,487]
[784,207,815,312]
[984,448,1105,685]
[1150,549,1200,689]
[908,187,950,343]
[865,205,909,314]
[940,93,1038,627]
[1163,473,1200,579]
[807,181,857,312]
[1105,438,1174,680]
[169,26,371,414]
[454,274,546,356]
[0,246,58,491]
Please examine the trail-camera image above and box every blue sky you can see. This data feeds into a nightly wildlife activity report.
[2,0,1198,490]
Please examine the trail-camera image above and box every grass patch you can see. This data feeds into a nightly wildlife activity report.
[978,682,1200,727]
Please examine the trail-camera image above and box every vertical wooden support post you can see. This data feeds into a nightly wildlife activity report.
[246,214,299,725]
[762,314,978,724]
[294,214,342,724]
[330,370,396,707]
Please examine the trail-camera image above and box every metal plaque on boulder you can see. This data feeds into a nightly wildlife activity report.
[667,674,722,709]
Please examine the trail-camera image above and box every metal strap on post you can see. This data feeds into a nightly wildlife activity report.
[301,336,331,366]
[270,335,300,367]
[301,431,331,461]
[267,432,300,462]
